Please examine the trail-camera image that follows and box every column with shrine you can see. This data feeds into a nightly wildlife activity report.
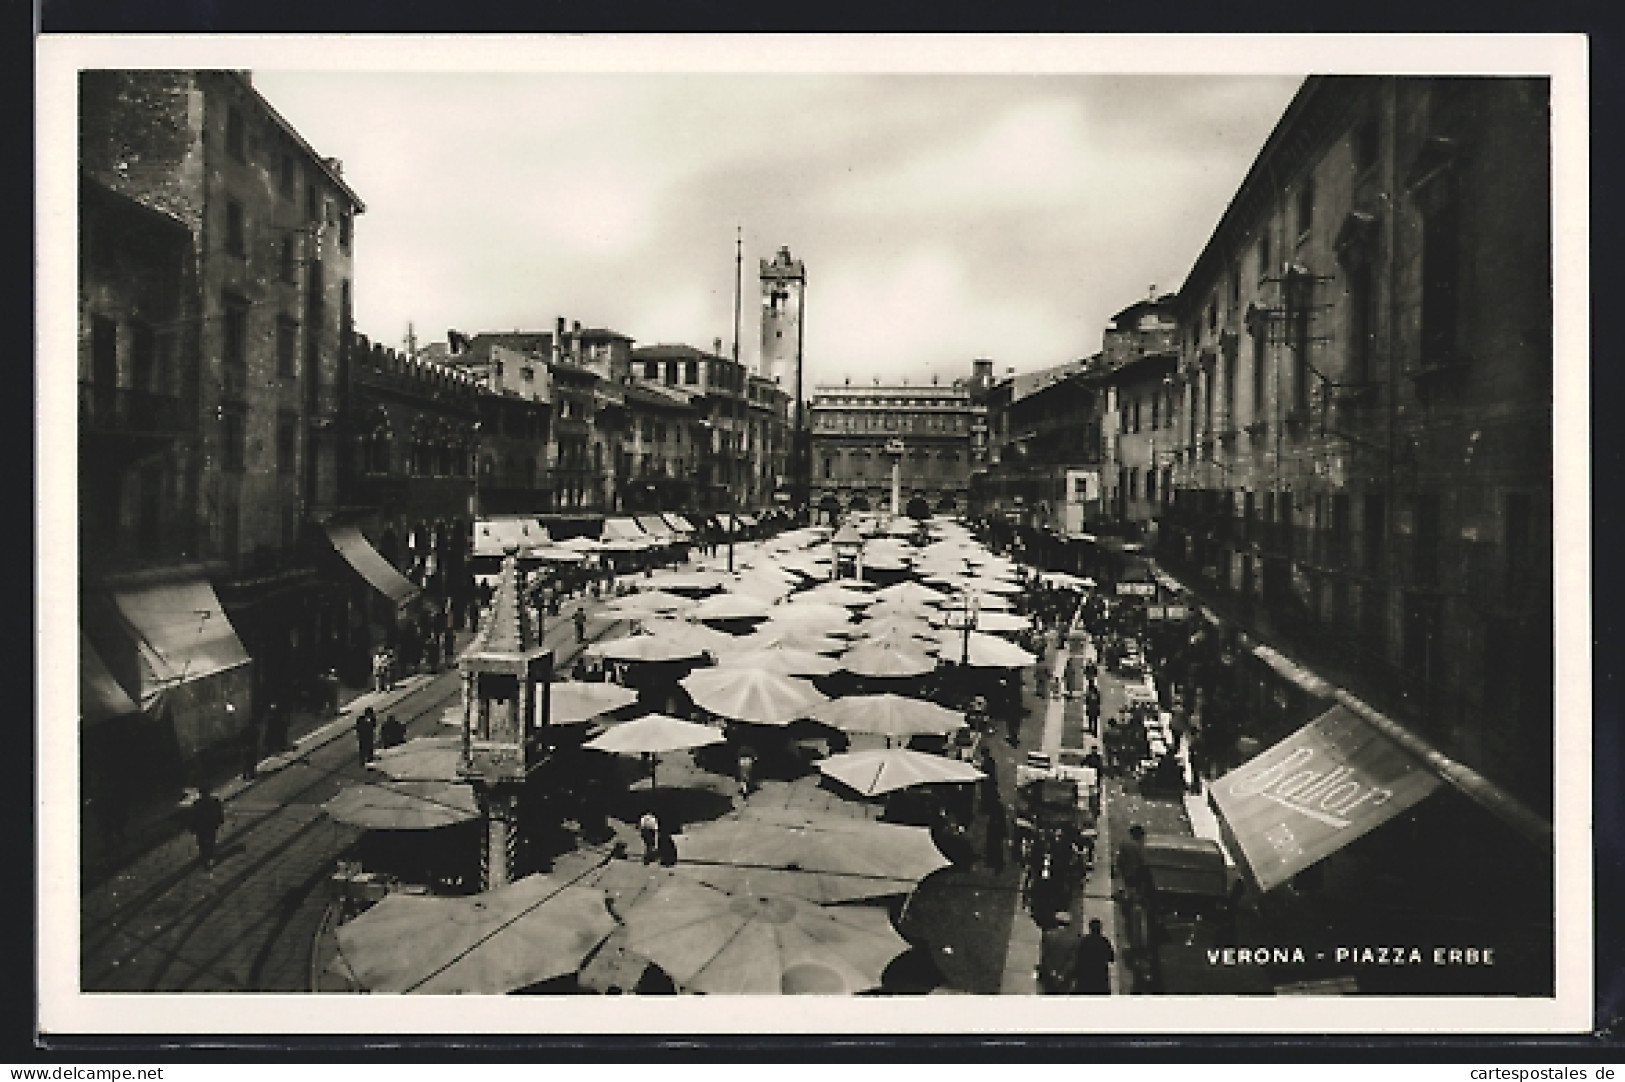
[457,545,553,889]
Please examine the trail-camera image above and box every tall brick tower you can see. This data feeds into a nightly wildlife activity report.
[758,245,805,391]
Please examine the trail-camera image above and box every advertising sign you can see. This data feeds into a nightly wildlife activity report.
[1065,469,1099,504]
[1208,704,1441,891]
[1116,581,1157,597]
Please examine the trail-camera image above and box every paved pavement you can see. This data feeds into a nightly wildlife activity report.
[80,594,634,992]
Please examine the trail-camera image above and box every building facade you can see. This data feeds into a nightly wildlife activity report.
[79,69,365,773]
[1159,76,1553,811]
[809,373,980,517]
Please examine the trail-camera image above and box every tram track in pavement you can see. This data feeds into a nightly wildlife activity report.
[83,612,626,990]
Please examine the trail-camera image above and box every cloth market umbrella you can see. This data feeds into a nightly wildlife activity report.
[857,614,938,640]
[774,600,853,623]
[334,871,617,994]
[795,583,875,608]
[817,747,984,797]
[558,536,606,553]
[838,639,936,679]
[872,581,946,607]
[936,630,1038,669]
[596,632,710,663]
[545,681,638,725]
[942,590,1015,611]
[631,618,740,654]
[714,646,839,678]
[733,628,848,656]
[671,811,949,904]
[585,712,726,756]
[649,570,728,594]
[961,576,1021,594]
[603,592,697,620]
[728,573,795,603]
[691,593,774,621]
[584,712,725,789]
[808,693,966,740]
[680,667,828,727]
[761,607,855,636]
[857,628,941,656]
[369,736,463,782]
[617,877,911,995]
[324,781,479,831]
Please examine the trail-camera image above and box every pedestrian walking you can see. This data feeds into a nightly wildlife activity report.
[1006,708,1022,747]
[1037,911,1081,995]
[189,787,225,870]
[355,707,377,766]
[638,810,661,864]
[1074,918,1117,995]
[984,799,1008,874]
[574,607,587,644]
[736,747,756,798]
[441,625,457,666]
[264,700,290,754]
[371,648,389,694]
[239,714,260,780]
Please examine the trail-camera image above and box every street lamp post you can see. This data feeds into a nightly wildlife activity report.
[944,592,981,667]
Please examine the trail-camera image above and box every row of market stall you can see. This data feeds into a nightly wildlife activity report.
[317,514,1062,994]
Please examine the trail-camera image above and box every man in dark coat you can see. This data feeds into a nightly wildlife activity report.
[1074,917,1117,994]
[189,788,225,870]
[355,707,377,766]
[574,607,588,644]
[1037,911,1081,994]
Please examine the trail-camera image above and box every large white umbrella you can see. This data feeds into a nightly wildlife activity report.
[545,681,639,725]
[858,613,938,640]
[937,630,1038,668]
[872,581,945,607]
[795,583,875,608]
[630,619,740,653]
[616,877,911,995]
[858,628,941,656]
[763,605,854,636]
[649,570,728,595]
[604,591,696,619]
[817,748,984,797]
[334,872,616,994]
[838,640,936,679]
[734,628,848,656]
[672,811,949,904]
[558,536,606,553]
[965,576,1022,594]
[585,713,726,756]
[369,736,463,782]
[681,667,828,727]
[728,573,794,603]
[596,632,709,663]
[324,781,479,831]
[714,646,839,678]
[809,694,966,740]
[691,592,774,621]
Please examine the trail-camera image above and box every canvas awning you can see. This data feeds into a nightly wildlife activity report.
[109,573,252,712]
[635,515,676,542]
[1207,703,1443,892]
[326,525,420,609]
[735,513,759,529]
[472,517,549,559]
[661,513,696,536]
[80,631,139,727]
[1251,644,1336,699]
[601,517,648,543]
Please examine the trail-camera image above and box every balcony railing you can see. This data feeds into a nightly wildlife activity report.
[79,382,191,438]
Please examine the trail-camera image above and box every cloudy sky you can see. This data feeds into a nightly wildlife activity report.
[252,69,1302,386]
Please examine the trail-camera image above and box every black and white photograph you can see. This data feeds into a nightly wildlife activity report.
[37,34,1590,1034]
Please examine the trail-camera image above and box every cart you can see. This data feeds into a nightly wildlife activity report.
[1122,834,1234,993]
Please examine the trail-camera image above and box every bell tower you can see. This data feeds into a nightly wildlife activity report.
[759,246,805,391]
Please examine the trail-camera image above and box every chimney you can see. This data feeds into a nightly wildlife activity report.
[714,337,723,356]
[973,359,994,387]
